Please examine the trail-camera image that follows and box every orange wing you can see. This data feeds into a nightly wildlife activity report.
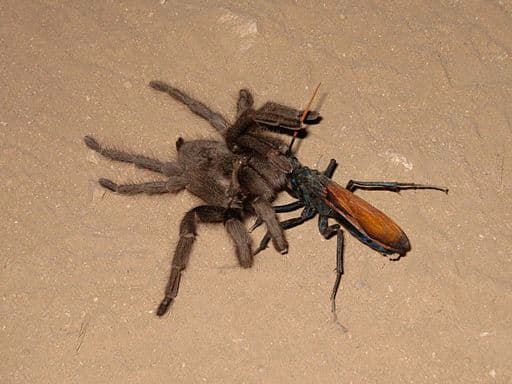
[325,182,411,254]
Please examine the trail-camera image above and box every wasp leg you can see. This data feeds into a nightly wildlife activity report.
[345,180,448,194]
[274,200,305,213]
[330,231,345,317]
[252,158,334,229]
[318,215,339,239]
[253,206,317,256]
[318,216,346,329]
[252,217,305,256]
[323,159,338,178]
[249,200,304,232]
[224,214,253,269]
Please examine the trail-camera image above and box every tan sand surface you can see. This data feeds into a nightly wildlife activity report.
[2,1,511,383]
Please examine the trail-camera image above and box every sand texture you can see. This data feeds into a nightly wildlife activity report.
[2,1,511,383]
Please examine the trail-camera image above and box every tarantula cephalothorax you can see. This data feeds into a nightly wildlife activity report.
[147,80,319,255]
[85,81,319,316]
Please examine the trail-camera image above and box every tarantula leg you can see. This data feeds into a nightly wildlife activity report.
[149,81,229,134]
[226,156,249,202]
[226,105,294,172]
[253,215,310,256]
[98,177,186,195]
[252,199,288,254]
[254,102,319,130]
[224,215,252,268]
[84,136,174,175]
[253,206,317,255]
[234,165,289,251]
[230,132,293,172]
[157,206,251,316]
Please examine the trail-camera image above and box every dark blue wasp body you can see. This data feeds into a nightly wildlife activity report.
[255,155,448,318]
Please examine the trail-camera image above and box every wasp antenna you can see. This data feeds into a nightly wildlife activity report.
[288,82,322,154]
[300,82,321,124]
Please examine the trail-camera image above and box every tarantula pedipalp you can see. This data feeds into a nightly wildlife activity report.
[85,82,319,316]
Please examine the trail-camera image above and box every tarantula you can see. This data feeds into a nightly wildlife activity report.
[147,80,319,253]
[85,81,319,316]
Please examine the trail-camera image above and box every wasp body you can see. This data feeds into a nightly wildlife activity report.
[255,157,448,317]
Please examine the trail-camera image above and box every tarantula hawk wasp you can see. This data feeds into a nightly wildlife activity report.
[241,83,449,323]
[84,81,319,316]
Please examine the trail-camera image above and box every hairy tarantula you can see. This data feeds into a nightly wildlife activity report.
[85,81,319,316]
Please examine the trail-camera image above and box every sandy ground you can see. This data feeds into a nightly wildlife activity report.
[2,1,512,383]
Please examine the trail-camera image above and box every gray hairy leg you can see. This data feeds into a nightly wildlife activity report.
[98,177,187,195]
[149,80,229,134]
[84,135,173,174]
[157,205,250,316]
